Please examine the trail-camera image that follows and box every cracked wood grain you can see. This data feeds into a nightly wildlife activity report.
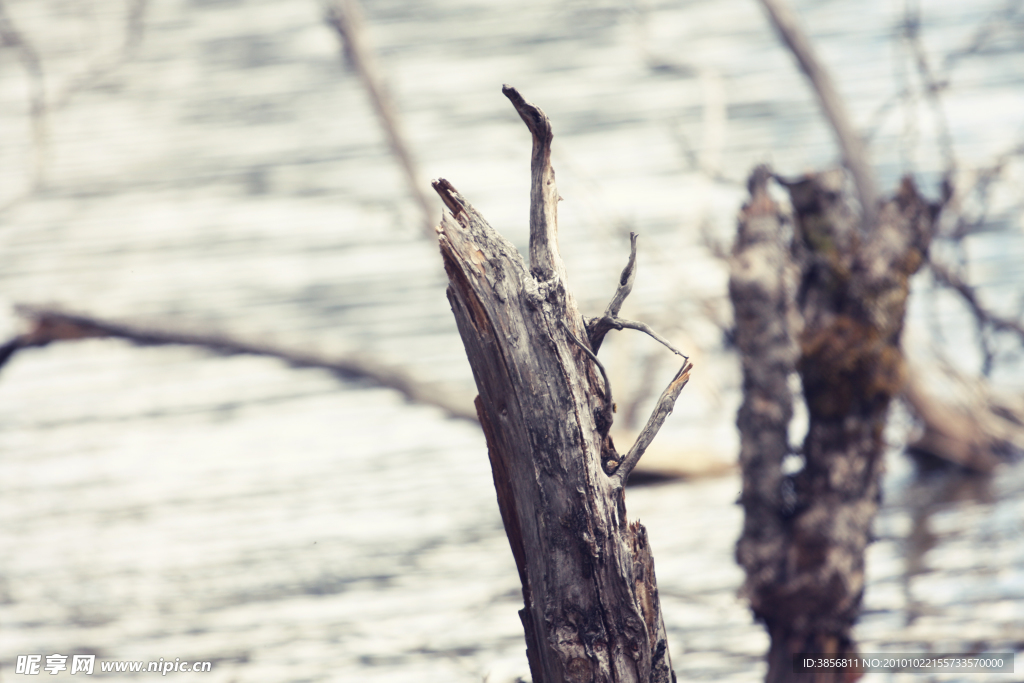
[433,86,679,683]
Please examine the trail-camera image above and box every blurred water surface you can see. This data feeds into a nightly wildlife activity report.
[1,0,1022,680]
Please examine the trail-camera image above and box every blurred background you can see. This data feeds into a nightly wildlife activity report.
[0,0,1022,680]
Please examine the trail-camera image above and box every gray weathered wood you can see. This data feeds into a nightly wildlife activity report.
[434,86,685,683]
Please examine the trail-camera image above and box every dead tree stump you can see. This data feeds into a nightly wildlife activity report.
[730,167,935,683]
[433,86,691,683]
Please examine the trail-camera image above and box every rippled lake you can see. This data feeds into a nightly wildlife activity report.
[1,0,1022,680]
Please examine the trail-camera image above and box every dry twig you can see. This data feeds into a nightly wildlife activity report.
[901,0,957,183]
[611,360,692,486]
[585,233,690,361]
[569,230,693,483]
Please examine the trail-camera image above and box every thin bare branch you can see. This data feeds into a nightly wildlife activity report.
[902,1,957,183]
[941,0,1023,73]
[945,140,1024,240]
[0,0,47,190]
[588,232,638,352]
[324,0,434,237]
[611,319,689,359]
[560,319,614,435]
[929,260,1024,344]
[756,0,878,225]
[7,305,477,421]
[606,231,638,318]
[611,360,693,487]
[586,234,691,360]
[867,0,1022,148]
[502,84,562,282]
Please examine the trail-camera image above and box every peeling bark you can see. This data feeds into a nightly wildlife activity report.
[435,86,685,683]
[730,167,935,683]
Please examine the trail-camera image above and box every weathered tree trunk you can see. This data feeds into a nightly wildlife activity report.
[730,167,935,683]
[433,86,690,683]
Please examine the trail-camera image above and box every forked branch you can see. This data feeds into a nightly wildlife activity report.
[586,233,689,359]
[587,232,637,353]
[574,234,693,483]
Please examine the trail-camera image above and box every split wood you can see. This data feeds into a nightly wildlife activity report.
[433,84,689,683]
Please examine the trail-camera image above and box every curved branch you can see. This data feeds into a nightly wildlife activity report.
[588,232,637,353]
[560,319,614,436]
[6,305,477,421]
[502,84,561,281]
[611,319,689,360]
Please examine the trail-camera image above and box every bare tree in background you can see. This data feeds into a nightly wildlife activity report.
[725,0,1023,680]
[731,167,935,682]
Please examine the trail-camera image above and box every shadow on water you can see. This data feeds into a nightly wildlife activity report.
[899,460,997,626]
